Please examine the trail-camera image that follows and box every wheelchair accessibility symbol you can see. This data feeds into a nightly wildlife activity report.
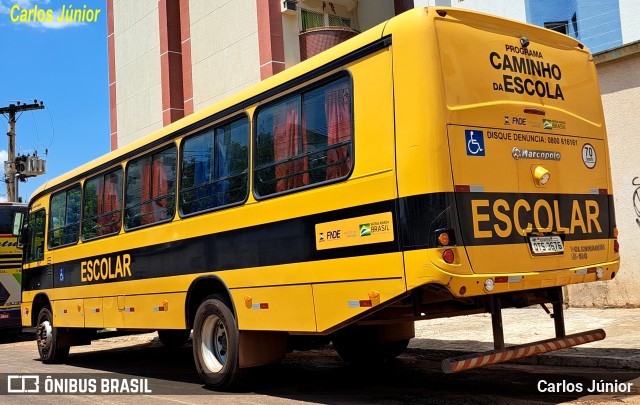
[465,130,485,156]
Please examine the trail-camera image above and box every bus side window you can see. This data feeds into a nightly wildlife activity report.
[125,146,176,229]
[48,186,81,248]
[82,168,123,240]
[180,116,249,215]
[254,75,353,197]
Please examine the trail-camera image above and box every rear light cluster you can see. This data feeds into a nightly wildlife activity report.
[613,227,619,253]
[437,230,455,264]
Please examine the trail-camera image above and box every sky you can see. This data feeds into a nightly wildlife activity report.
[0,0,109,202]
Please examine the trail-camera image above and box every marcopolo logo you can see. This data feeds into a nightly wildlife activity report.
[512,147,561,161]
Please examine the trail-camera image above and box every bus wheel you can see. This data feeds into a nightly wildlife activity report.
[192,297,240,390]
[158,329,191,347]
[36,307,70,364]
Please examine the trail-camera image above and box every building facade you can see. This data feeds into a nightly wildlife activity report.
[108,0,410,148]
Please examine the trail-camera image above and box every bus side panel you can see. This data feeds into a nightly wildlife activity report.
[83,298,103,328]
[313,267,406,332]
[100,293,186,329]
[102,297,126,329]
[53,299,85,327]
[231,285,316,332]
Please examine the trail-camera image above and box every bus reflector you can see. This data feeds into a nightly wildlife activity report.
[442,249,454,263]
[442,329,606,373]
[348,300,372,308]
[437,232,451,246]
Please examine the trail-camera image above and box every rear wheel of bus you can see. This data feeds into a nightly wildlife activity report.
[36,307,70,364]
[192,296,240,390]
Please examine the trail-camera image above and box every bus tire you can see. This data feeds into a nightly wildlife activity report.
[36,307,70,364]
[158,329,191,347]
[192,297,240,390]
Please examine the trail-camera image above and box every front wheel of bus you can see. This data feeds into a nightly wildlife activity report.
[192,297,240,390]
[36,307,70,364]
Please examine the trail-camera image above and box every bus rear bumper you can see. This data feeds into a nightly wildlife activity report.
[427,259,620,299]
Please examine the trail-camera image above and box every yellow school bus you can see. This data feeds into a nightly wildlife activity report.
[17,7,618,389]
[0,203,27,333]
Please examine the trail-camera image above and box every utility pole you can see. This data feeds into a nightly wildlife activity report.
[0,100,45,202]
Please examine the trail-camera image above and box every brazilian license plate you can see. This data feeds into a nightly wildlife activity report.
[529,235,564,255]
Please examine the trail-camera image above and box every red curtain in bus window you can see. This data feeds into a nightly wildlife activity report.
[325,82,352,180]
[274,102,308,192]
[96,178,106,235]
[140,159,153,224]
[151,156,168,221]
[100,174,121,234]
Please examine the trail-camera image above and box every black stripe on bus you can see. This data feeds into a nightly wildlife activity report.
[23,192,615,291]
[29,36,393,204]
[453,192,613,246]
[0,254,23,260]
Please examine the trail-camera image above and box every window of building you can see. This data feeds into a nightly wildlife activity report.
[49,185,81,248]
[544,21,568,35]
[180,116,249,216]
[25,209,45,262]
[125,146,177,229]
[254,75,353,197]
[82,168,123,240]
[301,8,351,31]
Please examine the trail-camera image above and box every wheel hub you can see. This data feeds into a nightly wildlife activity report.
[37,320,53,353]
[200,314,227,372]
